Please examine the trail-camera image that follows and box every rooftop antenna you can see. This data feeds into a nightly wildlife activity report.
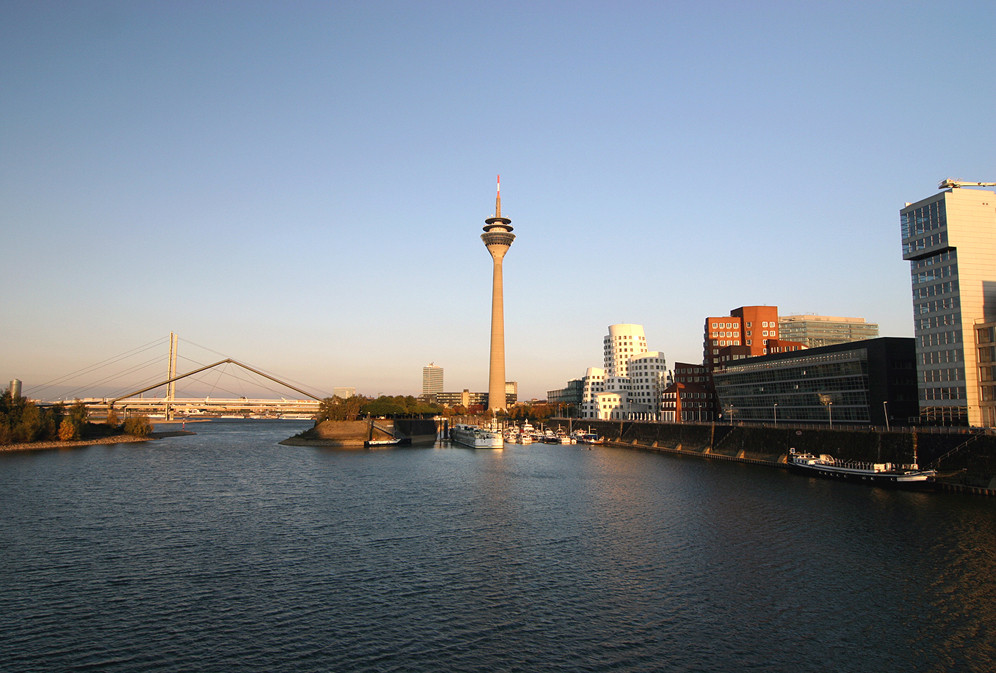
[495,174,502,218]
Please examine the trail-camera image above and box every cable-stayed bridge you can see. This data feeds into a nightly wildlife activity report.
[26,335,328,420]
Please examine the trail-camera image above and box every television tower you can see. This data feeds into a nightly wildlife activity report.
[482,175,515,412]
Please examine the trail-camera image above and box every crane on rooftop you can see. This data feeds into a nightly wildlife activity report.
[939,178,996,189]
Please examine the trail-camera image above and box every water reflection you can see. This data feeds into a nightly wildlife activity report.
[1,422,994,672]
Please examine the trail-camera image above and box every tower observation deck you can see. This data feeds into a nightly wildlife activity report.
[482,176,515,412]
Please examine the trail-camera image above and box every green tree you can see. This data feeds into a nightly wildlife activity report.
[361,396,406,417]
[316,395,366,422]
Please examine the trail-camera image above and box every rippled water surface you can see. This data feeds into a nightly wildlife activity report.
[2,420,995,672]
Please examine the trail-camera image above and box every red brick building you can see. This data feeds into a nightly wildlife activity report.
[703,306,804,370]
[692,306,805,424]
[661,362,715,422]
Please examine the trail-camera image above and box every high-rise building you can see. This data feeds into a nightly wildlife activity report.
[779,315,880,348]
[422,363,443,396]
[481,176,515,412]
[901,182,996,426]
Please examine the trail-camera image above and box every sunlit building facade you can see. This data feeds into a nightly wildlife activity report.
[422,363,443,396]
[901,185,996,426]
[575,325,667,420]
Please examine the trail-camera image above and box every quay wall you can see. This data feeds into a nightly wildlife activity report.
[280,418,439,448]
[551,419,996,494]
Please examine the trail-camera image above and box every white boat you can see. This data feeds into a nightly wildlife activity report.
[364,438,409,448]
[788,448,936,489]
[572,430,602,445]
[450,424,503,449]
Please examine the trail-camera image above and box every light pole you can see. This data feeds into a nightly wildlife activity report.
[773,402,778,426]
[883,401,890,432]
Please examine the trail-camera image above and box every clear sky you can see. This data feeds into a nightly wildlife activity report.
[2,1,994,401]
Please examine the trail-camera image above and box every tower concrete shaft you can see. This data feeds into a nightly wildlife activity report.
[482,177,515,412]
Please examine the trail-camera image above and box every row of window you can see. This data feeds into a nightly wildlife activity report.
[922,386,965,401]
[916,297,959,314]
[901,201,946,238]
[912,263,955,286]
[921,367,964,383]
[918,313,959,330]
[913,281,957,300]
[920,330,961,348]
[921,349,961,365]
[904,232,948,256]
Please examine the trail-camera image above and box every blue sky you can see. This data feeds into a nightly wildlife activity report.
[2,1,994,401]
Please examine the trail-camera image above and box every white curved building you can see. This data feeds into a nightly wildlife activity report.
[579,325,668,420]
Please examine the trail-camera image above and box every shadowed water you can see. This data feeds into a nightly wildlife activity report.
[1,420,994,672]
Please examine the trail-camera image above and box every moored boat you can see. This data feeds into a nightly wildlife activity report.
[572,430,602,445]
[450,424,503,449]
[364,437,410,448]
[788,448,936,489]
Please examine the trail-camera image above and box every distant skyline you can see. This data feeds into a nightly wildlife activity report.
[2,2,995,400]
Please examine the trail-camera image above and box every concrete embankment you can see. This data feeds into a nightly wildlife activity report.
[0,430,194,453]
[281,419,439,449]
[553,419,996,496]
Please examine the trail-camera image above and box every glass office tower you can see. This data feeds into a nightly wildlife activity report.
[901,185,996,426]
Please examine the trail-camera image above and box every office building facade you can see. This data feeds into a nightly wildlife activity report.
[422,363,443,396]
[977,321,996,427]
[712,338,917,426]
[779,315,880,348]
[548,378,583,407]
[901,184,996,426]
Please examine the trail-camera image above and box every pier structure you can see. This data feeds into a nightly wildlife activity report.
[481,175,515,413]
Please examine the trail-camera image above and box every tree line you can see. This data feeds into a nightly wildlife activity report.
[314,394,576,423]
[1,388,152,445]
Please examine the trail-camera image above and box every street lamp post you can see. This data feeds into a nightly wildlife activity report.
[773,402,778,426]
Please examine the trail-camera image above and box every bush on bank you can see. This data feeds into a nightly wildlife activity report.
[1,387,153,445]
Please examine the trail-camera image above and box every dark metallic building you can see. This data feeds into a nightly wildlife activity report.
[711,338,917,426]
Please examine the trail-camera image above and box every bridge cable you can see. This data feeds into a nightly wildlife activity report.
[179,337,331,398]
[29,337,168,398]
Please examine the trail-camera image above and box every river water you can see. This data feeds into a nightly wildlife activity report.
[1,419,994,672]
